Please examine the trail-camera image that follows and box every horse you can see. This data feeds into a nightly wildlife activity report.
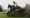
[7,4,26,17]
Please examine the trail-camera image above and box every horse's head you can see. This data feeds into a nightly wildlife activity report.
[8,4,12,8]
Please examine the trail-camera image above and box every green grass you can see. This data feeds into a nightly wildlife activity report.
[0,13,30,18]
[0,13,6,18]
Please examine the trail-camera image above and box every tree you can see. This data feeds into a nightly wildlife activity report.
[0,5,3,12]
[25,4,30,17]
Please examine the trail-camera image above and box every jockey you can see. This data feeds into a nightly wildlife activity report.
[13,1,17,7]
